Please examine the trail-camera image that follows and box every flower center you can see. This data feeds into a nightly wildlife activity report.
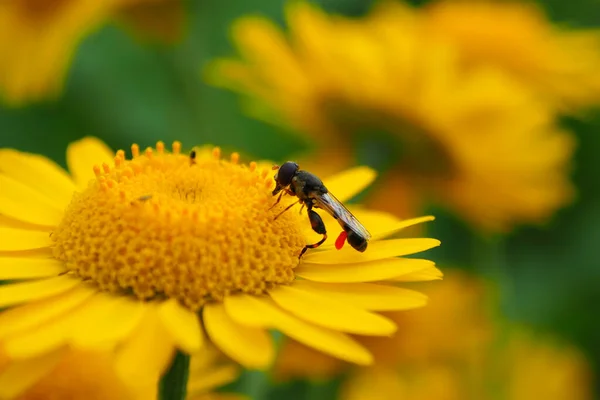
[19,0,71,19]
[51,142,305,311]
[321,97,454,178]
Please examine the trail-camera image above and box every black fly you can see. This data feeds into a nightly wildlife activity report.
[271,162,371,258]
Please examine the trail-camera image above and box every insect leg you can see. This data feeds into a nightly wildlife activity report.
[298,204,305,215]
[269,190,285,210]
[299,208,327,258]
[274,200,300,220]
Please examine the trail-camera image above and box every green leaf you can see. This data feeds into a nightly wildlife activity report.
[159,350,190,400]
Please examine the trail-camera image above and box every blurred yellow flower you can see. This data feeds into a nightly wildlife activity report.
[0,0,184,105]
[115,0,186,43]
[0,136,440,397]
[10,350,134,400]
[186,347,243,400]
[501,331,593,400]
[0,346,240,400]
[341,331,593,400]
[208,2,576,232]
[276,271,594,400]
[420,0,600,111]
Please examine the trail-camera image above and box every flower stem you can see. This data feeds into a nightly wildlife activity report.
[159,350,190,400]
[473,234,516,315]
[240,330,284,399]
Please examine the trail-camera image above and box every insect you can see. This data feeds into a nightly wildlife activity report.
[271,161,371,257]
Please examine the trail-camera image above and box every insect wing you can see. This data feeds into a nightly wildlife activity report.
[314,192,371,240]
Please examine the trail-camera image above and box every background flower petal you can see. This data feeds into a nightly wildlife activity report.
[322,166,377,202]
[0,348,64,399]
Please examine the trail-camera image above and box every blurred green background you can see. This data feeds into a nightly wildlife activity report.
[1,0,599,397]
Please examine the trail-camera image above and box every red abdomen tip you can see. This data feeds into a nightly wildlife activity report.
[335,231,347,250]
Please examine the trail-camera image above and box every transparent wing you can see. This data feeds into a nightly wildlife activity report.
[313,192,371,240]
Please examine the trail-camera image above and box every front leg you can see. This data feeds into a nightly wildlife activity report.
[299,207,328,258]
[274,200,300,220]
[270,187,295,210]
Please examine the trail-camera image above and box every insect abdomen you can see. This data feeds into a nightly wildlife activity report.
[308,209,327,234]
[346,230,368,252]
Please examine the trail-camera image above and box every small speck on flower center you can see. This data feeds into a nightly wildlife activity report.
[51,142,306,311]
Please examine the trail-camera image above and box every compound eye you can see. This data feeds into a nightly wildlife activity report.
[277,162,299,186]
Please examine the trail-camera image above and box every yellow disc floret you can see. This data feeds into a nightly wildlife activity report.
[51,141,305,311]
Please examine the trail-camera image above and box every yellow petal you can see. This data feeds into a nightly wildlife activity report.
[371,216,436,240]
[303,238,440,264]
[0,286,95,339]
[203,302,274,369]
[223,295,372,365]
[323,167,377,202]
[189,347,219,372]
[391,265,444,281]
[66,137,114,189]
[0,248,53,259]
[0,149,75,209]
[157,298,204,353]
[0,175,64,226]
[0,348,64,399]
[268,285,396,336]
[0,275,81,308]
[0,257,64,280]
[0,227,51,251]
[115,307,175,394]
[0,214,53,231]
[70,295,145,348]
[291,280,428,311]
[296,258,435,283]
[187,365,239,394]
[4,293,112,358]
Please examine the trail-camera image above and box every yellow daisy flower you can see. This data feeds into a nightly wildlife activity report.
[0,137,440,397]
[207,2,575,232]
[0,0,184,105]
[420,0,600,111]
